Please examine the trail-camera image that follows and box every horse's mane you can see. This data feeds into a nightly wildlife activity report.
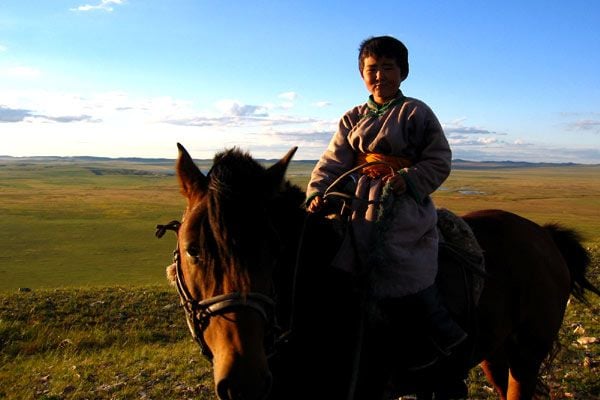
[198,148,305,294]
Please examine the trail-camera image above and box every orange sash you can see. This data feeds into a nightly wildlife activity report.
[355,153,412,178]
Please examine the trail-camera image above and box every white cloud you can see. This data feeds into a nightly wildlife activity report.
[0,106,32,122]
[71,0,124,12]
[313,101,331,108]
[279,102,294,110]
[0,44,7,52]
[452,142,600,164]
[0,66,41,79]
[476,137,497,145]
[567,119,600,132]
[0,89,325,151]
[277,92,299,110]
[0,105,96,124]
[278,91,298,101]
[443,118,504,136]
[215,99,268,117]
[559,112,600,133]
[1,89,598,163]
[448,137,498,146]
[0,90,175,125]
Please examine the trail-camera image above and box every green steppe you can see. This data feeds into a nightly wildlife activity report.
[0,158,598,399]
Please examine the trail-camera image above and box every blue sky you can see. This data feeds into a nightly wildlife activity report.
[1,1,599,162]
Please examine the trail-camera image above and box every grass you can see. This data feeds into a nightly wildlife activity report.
[432,165,600,241]
[0,286,215,400]
[0,160,184,291]
[0,158,599,399]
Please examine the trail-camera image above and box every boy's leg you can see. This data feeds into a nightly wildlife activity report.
[412,283,467,355]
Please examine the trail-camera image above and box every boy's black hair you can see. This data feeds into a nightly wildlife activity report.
[358,36,409,81]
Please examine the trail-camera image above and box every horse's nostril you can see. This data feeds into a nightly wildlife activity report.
[216,378,233,400]
[216,373,272,400]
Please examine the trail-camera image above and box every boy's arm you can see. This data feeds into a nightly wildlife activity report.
[400,108,451,204]
[306,112,357,200]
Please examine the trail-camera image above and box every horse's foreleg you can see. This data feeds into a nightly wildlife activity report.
[480,350,509,400]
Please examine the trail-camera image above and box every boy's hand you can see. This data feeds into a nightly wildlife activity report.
[307,195,325,213]
[383,173,406,194]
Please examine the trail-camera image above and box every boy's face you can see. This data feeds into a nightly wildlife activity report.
[361,56,402,104]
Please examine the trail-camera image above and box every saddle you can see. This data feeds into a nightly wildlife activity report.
[327,205,486,318]
[435,208,486,325]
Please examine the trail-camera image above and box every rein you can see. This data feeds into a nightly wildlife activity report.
[320,160,396,400]
[323,160,396,205]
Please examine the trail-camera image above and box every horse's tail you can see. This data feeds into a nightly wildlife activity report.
[544,223,600,303]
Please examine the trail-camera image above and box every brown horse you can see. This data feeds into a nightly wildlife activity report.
[159,143,598,400]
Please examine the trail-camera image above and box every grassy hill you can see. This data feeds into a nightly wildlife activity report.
[0,286,216,399]
[1,279,598,399]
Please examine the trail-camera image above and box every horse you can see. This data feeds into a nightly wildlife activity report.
[157,143,599,400]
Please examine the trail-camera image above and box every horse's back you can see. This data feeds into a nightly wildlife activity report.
[463,209,570,287]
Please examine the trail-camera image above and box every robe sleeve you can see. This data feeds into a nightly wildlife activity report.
[306,110,358,201]
[399,104,451,204]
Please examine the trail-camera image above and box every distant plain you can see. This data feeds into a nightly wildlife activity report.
[1,157,598,291]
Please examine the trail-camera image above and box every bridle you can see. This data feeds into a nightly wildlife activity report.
[155,220,281,362]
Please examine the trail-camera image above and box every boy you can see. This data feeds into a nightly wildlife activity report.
[306,36,466,365]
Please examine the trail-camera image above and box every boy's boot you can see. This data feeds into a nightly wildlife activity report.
[414,284,467,355]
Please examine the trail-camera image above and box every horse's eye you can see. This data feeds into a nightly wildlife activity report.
[186,245,200,260]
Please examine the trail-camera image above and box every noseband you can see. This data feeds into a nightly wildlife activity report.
[155,220,278,362]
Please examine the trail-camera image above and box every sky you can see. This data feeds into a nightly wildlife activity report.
[1,1,599,163]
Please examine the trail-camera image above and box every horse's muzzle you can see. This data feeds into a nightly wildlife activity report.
[216,371,273,400]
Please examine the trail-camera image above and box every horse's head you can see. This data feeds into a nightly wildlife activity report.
[170,143,298,400]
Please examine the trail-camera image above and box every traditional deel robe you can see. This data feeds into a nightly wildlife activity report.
[307,92,451,298]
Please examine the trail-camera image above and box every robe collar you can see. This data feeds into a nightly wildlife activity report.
[364,91,406,118]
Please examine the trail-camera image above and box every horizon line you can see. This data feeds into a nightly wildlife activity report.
[0,154,597,166]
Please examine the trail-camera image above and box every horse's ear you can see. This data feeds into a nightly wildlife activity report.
[265,146,298,190]
[176,143,207,199]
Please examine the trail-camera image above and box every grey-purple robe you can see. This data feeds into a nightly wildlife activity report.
[307,93,451,298]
